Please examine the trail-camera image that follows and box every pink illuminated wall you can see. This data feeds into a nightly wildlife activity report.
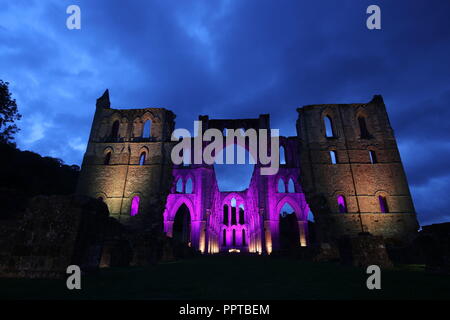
[162,129,310,254]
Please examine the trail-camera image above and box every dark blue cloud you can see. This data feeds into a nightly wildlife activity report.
[1,0,449,226]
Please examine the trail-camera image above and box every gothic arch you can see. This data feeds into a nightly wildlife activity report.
[275,196,304,221]
[355,107,373,138]
[222,193,245,209]
[169,196,196,221]
[321,107,338,138]
[138,146,149,157]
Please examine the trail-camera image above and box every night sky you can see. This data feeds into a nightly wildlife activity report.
[1,0,449,226]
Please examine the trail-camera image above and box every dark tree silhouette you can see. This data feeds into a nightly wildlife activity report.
[0,143,80,219]
[0,80,21,145]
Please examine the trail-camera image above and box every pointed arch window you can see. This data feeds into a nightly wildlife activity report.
[111,120,120,139]
[223,204,229,225]
[185,178,193,194]
[369,150,377,164]
[324,116,334,138]
[142,120,152,138]
[239,205,245,224]
[337,195,347,213]
[379,196,389,213]
[242,229,246,246]
[288,178,295,193]
[280,146,286,165]
[130,196,140,216]
[278,179,286,193]
[330,151,337,164]
[358,116,370,139]
[232,229,236,246]
[223,229,227,246]
[231,206,237,225]
[176,178,183,193]
[104,151,112,165]
[139,152,146,166]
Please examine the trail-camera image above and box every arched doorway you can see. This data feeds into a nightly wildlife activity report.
[173,203,191,245]
[279,202,300,250]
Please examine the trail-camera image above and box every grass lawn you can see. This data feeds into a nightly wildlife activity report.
[0,255,449,300]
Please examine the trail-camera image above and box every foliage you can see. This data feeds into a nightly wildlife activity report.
[0,80,21,145]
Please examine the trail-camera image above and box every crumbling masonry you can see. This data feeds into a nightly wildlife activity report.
[76,91,419,255]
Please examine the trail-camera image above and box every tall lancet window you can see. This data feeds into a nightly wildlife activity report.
[280,146,286,165]
[139,152,146,165]
[379,196,389,213]
[142,120,152,138]
[324,116,334,138]
[130,196,140,216]
[337,195,347,213]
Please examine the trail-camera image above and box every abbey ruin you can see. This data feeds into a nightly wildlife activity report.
[76,91,419,255]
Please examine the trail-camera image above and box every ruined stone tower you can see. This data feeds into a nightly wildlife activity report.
[77,92,419,254]
[297,95,418,244]
[76,90,176,231]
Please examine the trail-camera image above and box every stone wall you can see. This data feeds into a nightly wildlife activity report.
[316,213,418,245]
[76,90,175,232]
[0,195,110,279]
[339,233,393,268]
[297,95,419,244]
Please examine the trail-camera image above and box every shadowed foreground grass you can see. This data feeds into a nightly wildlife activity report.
[0,255,449,300]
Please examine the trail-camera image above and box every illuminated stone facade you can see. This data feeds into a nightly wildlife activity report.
[77,91,419,254]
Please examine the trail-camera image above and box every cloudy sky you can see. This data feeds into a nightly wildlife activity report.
[1,0,449,226]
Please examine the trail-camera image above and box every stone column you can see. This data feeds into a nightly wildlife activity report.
[298,220,308,247]
[199,221,206,253]
[165,221,174,237]
[264,220,273,254]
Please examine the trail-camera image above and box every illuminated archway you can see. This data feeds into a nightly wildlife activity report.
[278,202,299,250]
[173,203,191,245]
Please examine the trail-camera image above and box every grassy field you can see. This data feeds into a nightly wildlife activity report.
[0,255,449,300]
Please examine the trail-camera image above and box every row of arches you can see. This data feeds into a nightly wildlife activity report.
[175,178,193,194]
[110,193,390,221]
[223,203,245,225]
[277,178,296,193]
[335,194,389,213]
[222,228,247,247]
[103,150,149,166]
[110,119,153,140]
[323,113,371,139]
[329,150,378,164]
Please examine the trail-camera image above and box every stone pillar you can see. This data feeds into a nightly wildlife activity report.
[199,221,206,253]
[264,220,273,254]
[298,220,308,247]
[191,220,202,251]
[165,221,174,237]
[269,220,280,252]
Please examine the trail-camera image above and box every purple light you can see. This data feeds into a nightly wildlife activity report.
[130,196,140,216]
[163,153,310,254]
[337,195,347,213]
[379,195,389,213]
